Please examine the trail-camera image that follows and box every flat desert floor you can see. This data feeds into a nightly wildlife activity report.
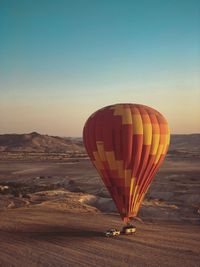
[0,157,200,267]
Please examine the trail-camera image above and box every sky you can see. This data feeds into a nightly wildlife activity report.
[0,0,200,136]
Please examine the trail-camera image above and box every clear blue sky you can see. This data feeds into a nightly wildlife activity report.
[0,0,199,136]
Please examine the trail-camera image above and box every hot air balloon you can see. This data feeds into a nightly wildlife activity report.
[83,103,170,224]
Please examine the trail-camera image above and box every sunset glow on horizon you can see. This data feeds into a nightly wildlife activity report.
[0,0,199,136]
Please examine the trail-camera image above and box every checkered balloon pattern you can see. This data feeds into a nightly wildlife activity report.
[83,103,170,222]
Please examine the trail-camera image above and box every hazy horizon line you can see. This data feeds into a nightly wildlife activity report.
[0,131,200,138]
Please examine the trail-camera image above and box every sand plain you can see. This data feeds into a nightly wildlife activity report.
[0,134,200,266]
[0,156,200,267]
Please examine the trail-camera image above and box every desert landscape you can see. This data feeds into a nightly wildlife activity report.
[1,0,199,266]
[0,133,200,267]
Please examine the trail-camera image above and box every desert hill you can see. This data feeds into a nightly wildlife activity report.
[168,134,200,158]
[0,132,200,155]
[0,132,84,153]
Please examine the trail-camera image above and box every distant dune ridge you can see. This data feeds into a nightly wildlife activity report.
[0,132,200,155]
[169,134,200,157]
[0,132,84,153]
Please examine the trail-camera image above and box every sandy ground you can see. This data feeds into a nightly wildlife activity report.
[0,158,199,222]
[0,206,200,267]
[0,156,200,267]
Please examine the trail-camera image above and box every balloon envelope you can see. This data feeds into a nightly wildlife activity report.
[83,103,170,222]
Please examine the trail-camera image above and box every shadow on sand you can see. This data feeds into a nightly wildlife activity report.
[0,224,104,241]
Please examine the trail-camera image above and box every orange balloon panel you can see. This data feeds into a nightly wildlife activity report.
[83,103,170,222]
